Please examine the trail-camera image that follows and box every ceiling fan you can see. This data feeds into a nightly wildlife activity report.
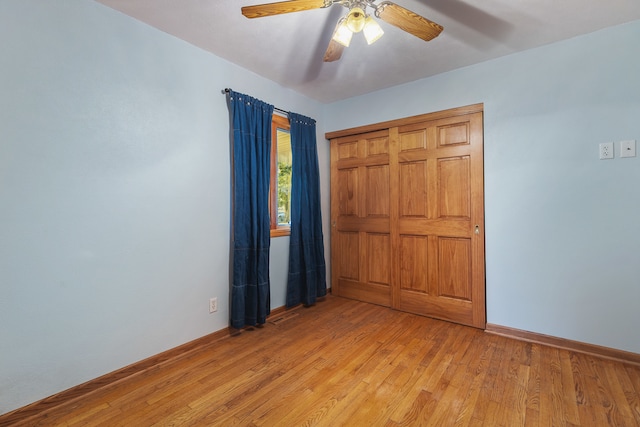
[241,0,443,62]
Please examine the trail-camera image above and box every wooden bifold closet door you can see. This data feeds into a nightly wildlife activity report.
[327,104,485,329]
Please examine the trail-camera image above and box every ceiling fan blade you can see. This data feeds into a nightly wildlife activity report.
[376,1,443,42]
[323,39,344,62]
[242,0,329,19]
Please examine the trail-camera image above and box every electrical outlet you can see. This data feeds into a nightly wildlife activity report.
[599,142,614,159]
[209,297,218,313]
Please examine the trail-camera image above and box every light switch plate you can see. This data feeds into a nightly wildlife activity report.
[620,140,636,158]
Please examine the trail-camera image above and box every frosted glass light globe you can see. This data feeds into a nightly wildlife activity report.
[346,7,366,33]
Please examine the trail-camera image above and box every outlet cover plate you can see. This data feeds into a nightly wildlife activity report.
[620,140,636,158]
[599,142,614,159]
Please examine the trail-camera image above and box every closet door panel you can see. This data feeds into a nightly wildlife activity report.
[330,131,392,307]
[399,161,427,218]
[337,231,360,281]
[438,156,471,219]
[337,168,358,217]
[367,233,390,286]
[329,106,484,327]
[399,235,429,293]
[396,112,485,328]
[365,165,390,217]
[438,237,472,301]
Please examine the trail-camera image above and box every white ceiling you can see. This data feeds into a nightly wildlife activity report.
[95,0,640,103]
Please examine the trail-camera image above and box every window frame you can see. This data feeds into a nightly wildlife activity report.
[270,114,291,238]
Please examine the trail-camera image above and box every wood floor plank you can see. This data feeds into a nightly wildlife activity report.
[388,337,456,423]
[600,359,638,425]
[453,335,498,426]
[4,295,640,427]
[559,350,581,425]
[524,342,542,420]
[577,352,614,426]
[618,364,640,423]
[588,356,632,426]
[226,303,400,426]
[469,335,503,424]
[415,328,481,425]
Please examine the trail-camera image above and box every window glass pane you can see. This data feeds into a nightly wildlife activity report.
[276,128,292,226]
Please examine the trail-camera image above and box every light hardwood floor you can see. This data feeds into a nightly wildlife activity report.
[4,295,640,426]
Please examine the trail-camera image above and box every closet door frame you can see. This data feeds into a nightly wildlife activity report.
[327,104,485,329]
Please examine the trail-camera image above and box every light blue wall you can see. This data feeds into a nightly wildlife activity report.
[325,20,640,354]
[2,0,638,417]
[0,0,328,414]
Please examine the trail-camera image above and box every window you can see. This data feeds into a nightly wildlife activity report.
[270,115,292,237]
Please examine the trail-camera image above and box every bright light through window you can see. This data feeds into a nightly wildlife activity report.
[270,115,291,237]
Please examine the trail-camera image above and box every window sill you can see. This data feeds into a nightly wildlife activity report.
[271,227,291,238]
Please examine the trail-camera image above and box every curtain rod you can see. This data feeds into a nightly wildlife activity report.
[223,88,289,116]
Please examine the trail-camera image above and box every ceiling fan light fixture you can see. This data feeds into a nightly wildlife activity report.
[345,6,366,33]
[332,18,353,47]
[363,16,384,45]
[244,0,444,63]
